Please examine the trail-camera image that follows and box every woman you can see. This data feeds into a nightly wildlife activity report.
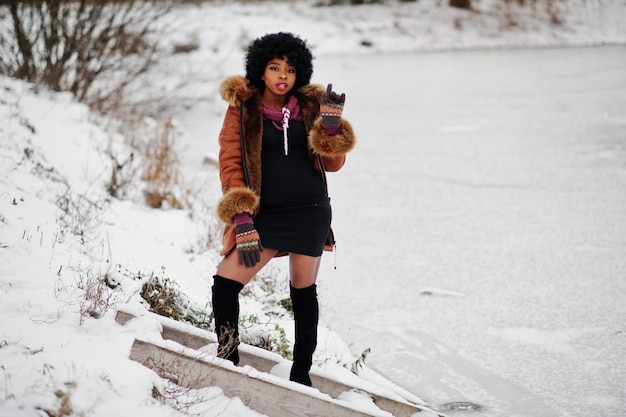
[212,32,355,386]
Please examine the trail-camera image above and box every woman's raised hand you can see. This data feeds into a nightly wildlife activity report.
[320,83,345,128]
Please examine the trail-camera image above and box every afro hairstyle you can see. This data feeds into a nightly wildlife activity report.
[245,32,314,94]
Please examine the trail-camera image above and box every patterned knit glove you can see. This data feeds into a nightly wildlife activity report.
[234,213,263,268]
[320,83,345,129]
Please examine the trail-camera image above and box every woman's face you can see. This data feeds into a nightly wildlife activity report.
[261,56,296,100]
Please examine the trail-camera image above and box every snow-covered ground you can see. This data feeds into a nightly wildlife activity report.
[1,1,625,416]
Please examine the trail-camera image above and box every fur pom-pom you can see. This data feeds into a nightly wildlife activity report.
[216,187,260,225]
[309,118,356,157]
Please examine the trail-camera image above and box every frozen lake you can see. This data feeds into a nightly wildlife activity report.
[307,46,626,417]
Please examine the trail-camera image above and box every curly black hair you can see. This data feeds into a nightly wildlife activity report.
[245,32,314,94]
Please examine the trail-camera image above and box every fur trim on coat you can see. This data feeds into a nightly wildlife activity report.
[216,187,259,225]
[216,75,356,256]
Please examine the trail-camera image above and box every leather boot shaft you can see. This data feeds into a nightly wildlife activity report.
[212,275,244,365]
[289,284,319,386]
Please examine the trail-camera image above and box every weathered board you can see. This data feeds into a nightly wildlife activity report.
[115,309,284,373]
[116,308,439,417]
[130,338,387,417]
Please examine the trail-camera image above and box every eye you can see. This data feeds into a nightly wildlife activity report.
[288,68,296,74]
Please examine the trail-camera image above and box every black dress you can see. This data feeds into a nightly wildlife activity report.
[252,119,331,256]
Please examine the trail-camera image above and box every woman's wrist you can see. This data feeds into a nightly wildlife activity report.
[233,212,254,226]
[322,124,341,137]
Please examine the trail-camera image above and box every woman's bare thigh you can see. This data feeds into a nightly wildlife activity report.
[216,247,279,285]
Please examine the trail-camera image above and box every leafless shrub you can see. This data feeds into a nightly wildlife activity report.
[449,0,471,9]
[150,368,221,416]
[500,0,566,28]
[141,273,182,319]
[156,382,218,416]
[141,117,187,209]
[350,347,371,375]
[539,0,565,25]
[239,313,292,359]
[172,40,200,54]
[78,270,117,324]
[36,380,76,417]
[0,0,173,111]
[140,269,211,329]
[55,381,75,417]
[107,150,136,199]
[56,191,105,250]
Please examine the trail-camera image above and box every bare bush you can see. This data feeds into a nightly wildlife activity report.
[498,0,567,27]
[78,270,117,324]
[239,313,292,359]
[449,0,472,9]
[350,347,371,375]
[142,117,187,209]
[525,0,565,25]
[0,0,173,110]
[52,381,76,417]
[56,190,107,251]
[107,149,137,199]
[153,380,221,417]
[140,268,211,329]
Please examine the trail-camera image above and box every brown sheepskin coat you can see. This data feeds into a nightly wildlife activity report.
[216,75,356,257]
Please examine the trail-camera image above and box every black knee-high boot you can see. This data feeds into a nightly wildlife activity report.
[289,284,319,386]
[212,275,244,365]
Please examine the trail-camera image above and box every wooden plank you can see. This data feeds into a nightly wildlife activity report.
[161,325,215,350]
[115,309,216,349]
[308,375,431,417]
[115,309,135,325]
[130,338,388,417]
[116,309,437,416]
[115,309,283,372]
